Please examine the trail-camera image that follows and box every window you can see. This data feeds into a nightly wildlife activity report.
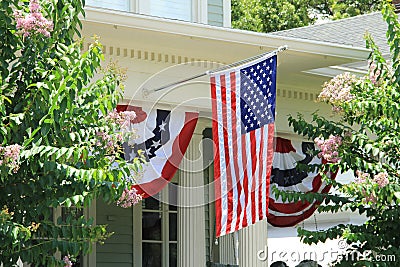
[139,0,192,21]
[85,0,130,12]
[84,0,231,26]
[135,181,179,267]
[86,0,197,23]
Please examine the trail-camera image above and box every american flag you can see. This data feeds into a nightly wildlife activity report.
[211,54,277,237]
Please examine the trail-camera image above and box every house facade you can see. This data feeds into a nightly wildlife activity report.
[76,1,374,266]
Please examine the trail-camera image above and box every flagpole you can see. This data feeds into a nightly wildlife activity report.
[142,45,288,96]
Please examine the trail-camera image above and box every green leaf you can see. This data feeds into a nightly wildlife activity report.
[372,147,379,157]
[69,132,76,141]
[64,198,72,208]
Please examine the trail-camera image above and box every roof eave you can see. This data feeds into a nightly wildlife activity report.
[83,7,371,61]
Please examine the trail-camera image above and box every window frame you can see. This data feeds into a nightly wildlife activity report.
[133,176,179,267]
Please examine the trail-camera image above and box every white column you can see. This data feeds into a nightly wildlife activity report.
[239,220,268,267]
[178,122,207,267]
[219,233,237,265]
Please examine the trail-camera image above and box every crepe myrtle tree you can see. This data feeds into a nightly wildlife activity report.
[275,3,400,266]
[0,0,144,266]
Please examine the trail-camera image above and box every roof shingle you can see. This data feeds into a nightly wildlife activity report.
[271,12,391,54]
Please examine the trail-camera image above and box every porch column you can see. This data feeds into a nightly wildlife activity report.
[219,233,237,265]
[178,120,207,267]
[239,220,268,267]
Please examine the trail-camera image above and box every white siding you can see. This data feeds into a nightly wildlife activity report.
[96,200,133,267]
[208,0,224,26]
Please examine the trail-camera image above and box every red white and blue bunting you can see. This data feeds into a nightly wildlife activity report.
[267,137,337,227]
[118,104,198,198]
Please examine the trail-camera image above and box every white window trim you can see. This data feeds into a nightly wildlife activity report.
[195,0,208,24]
[223,0,232,27]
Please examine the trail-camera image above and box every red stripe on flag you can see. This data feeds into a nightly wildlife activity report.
[250,130,257,225]
[220,75,234,233]
[133,112,198,198]
[258,126,265,220]
[211,76,223,237]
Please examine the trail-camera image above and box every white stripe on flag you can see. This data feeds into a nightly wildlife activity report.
[245,132,253,227]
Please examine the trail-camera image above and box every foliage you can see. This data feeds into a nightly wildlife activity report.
[0,0,143,266]
[231,0,313,33]
[231,0,384,33]
[275,3,400,266]
[310,0,385,20]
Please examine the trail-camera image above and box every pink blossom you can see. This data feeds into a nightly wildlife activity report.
[117,188,142,208]
[106,110,136,129]
[14,0,53,38]
[368,61,381,85]
[63,255,72,267]
[314,135,342,163]
[355,170,370,184]
[364,193,377,204]
[354,171,389,204]
[0,144,22,173]
[319,72,357,111]
[373,172,389,188]
[95,131,123,156]
[355,171,389,188]
[29,0,40,12]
